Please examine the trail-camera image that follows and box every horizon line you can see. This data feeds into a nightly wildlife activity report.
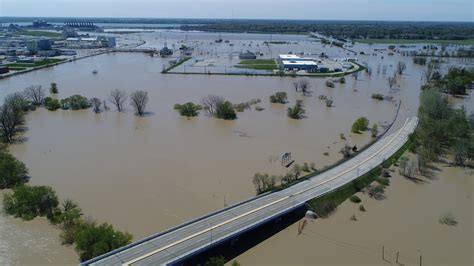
[1,15,473,24]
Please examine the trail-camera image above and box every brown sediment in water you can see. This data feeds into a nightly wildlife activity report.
[235,164,473,266]
[0,32,471,264]
[0,191,78,265]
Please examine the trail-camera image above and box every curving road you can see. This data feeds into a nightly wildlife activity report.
[82,117,418,266]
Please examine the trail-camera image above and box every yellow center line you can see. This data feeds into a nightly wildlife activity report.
[123,118,413,266]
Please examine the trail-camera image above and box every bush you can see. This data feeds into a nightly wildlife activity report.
[349,195,361,203]
[371,93,384,101]
[325,80,335,88]
[269,92,288,104]
[3,185,59,220]
[287,100,305,119]
[359,204,366,212]
[413,57,427,65]
[50,82,58,94]
[351,117,369,133]
[174,102,202,118]
[61,95,91,110]
[376,177,390,187]
[216,101,237,120]
[73,221,132,262]
[339,77,346,84]
[205,256,226,266]
[367,184,385,200]
[44,97,61,111]
[0,151,28,189]
[318,201,337,218]
[350,214,357,221]
[439,213,458,226]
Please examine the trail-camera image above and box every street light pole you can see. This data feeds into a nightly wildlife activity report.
[224,194,229,208]
[417,249,422,266]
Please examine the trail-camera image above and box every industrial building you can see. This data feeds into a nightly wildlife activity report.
[279,54,318,71]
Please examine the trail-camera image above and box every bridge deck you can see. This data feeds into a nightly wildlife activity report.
[83,117,418,266]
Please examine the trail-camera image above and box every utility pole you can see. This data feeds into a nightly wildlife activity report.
[382,246,385,261]
[417,249,422,266]
[224,194,229,208]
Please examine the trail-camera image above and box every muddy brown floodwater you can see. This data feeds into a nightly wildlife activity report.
[235,164,473,266]
[0,32,471,265]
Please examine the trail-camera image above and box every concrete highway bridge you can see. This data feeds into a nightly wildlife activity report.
[82,117,418,266]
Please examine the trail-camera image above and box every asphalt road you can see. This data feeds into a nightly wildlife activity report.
[84,117,418,266]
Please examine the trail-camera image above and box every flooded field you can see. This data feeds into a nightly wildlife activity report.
[235,164,474,266]
[0,31,471,264]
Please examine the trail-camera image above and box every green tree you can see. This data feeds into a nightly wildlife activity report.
[3,185,59,220]
[0,93,30,143]
[44,97,61,111]
[351,117,369,133]
[216,101,237,120]
[50,83,58,94]
[61,95,92,110]
[0,151,28,189]
[287,100,305,119]
[269,92,288,104]
[371,123,379,138]
[205,256,226,266]
[73,221,132,262]
[174,102,202,118]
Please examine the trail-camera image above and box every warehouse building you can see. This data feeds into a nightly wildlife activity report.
[281,60,318,71]
[279,54,319,71]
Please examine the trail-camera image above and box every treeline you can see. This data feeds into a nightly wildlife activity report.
[412,89,474,168]
[0,86,153,143]
[0,146,132,262]
[252,162,317,194]
[423,67,474,96]
[180,21,474,40]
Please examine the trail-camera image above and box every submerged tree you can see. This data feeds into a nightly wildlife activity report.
[201,95,224,116]
[174,102,202,118]
[24,85,46,106]
[351,117,369,133]
[130,90,149,116]
[0,93,29,143]
[73,220,132,262]
[0,151,28,189]
[287,100,305,119]
[387,75,397,90]
[298,79,310,95]
[396,61,407,75]
[109,89,128,112]
[50,83,59,94]
[216,101,237,120]
[269,92,288,104]
[90,98,102,114]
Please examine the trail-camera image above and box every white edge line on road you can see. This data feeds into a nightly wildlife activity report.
[122,117,413,266]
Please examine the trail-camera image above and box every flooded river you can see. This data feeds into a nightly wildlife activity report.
[0,32,471,264]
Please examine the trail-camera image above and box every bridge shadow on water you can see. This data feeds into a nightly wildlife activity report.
[172,205,309,266]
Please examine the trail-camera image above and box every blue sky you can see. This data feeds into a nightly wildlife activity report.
[1,0,473,21]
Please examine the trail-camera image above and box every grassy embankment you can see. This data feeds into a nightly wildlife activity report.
[307,136,415,217]
[235,59,278,71]
[161,57,192,73]
[14,31,62,38]
[355,39,474,45]
[5,58,65,71]
[263,41,288,45]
